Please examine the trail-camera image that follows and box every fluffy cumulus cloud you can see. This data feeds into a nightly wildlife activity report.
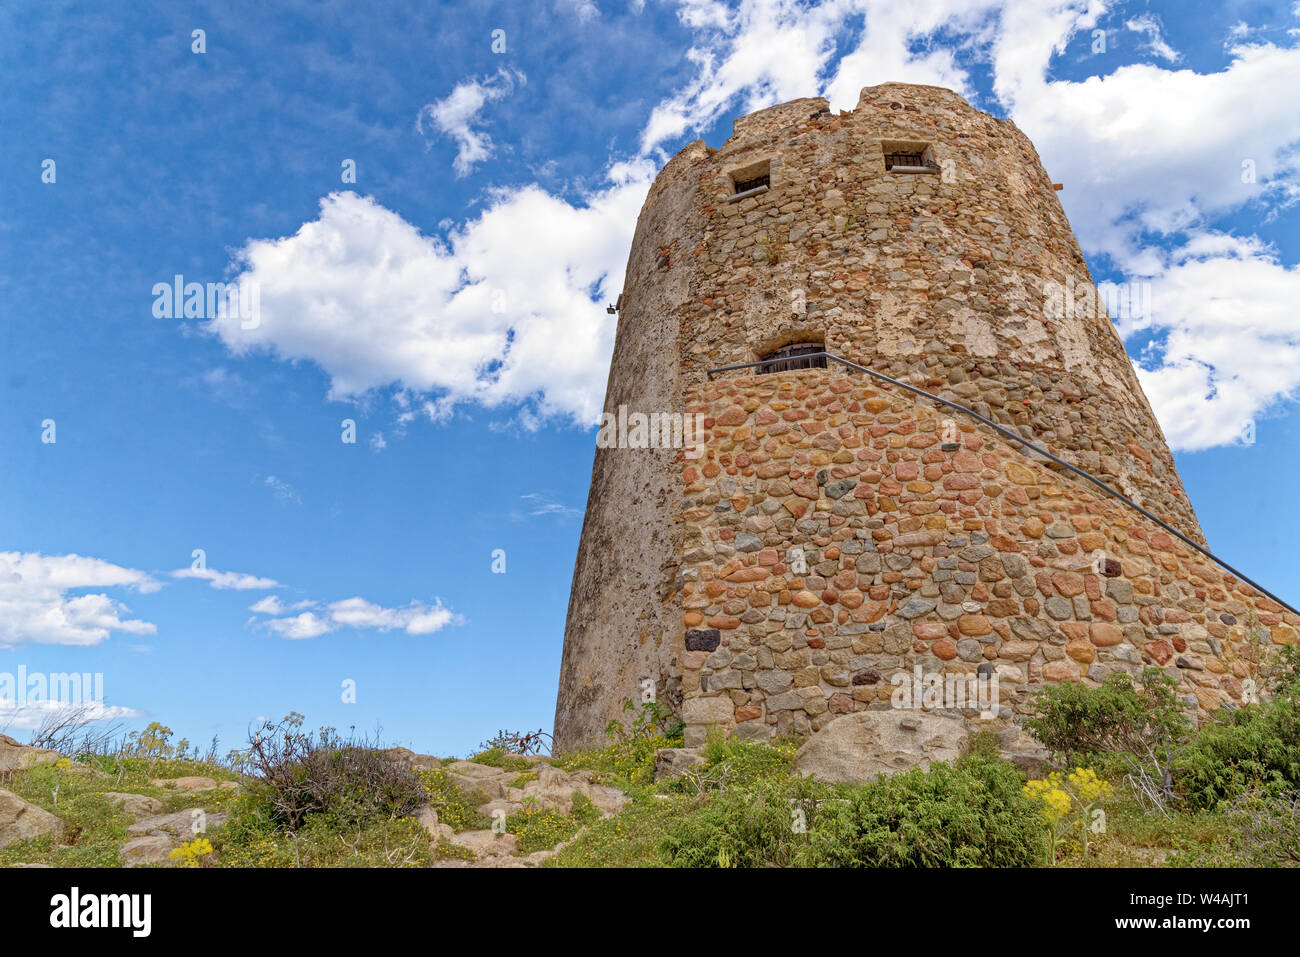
[170,566,280,590]
[1129,234,1300,451]
[212,162,651,425]
[210,0,1300,451]
[249,594,462,640]
[417,68,525,177]
[0,552,160,648]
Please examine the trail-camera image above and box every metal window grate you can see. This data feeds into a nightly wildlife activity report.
[884,151,926,170]
[757,342,827,374]
[733,173,770,193]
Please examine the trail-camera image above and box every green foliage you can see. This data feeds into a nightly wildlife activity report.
[1173,698,1300,810]
[1171,647,1300,810]
[240,714,427,831]
[506,806,581,854]
[1171,789,1300,867]
[216,806,437,867]
[662,754,1050,868]
[603,697,683,744]
[662,775,830,867]
[799,754,1050,867]
[468,747,533,772]
[1024,668,1188,764]
[419,769,491,832]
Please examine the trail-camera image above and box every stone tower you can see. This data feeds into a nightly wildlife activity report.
[553,82,1297,752]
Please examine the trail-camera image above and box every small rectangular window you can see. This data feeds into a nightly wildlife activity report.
[734,172,770,193]
[728,159,772,200]
[758,342,826,374]
[881,140,939,173]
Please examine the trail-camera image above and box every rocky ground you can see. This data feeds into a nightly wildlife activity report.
[0,733,634,868]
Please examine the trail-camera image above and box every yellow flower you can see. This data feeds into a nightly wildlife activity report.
[169,837,214,868]
[1067,767,1113,802]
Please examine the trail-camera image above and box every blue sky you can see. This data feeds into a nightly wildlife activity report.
[2,0,1298,757]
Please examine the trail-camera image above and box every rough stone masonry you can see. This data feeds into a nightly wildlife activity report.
[552,82,1299,752]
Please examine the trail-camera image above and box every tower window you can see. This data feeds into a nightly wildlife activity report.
[728,159,772,200]
[757,342,827,374]
[881,140,939,173]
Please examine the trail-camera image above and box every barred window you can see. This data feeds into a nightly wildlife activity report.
[757,342,826,374]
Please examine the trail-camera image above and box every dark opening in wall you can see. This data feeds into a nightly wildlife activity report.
[881,140,939,173]
[757,342,827,374]
[734,172,770,193]
[729,158,772,199]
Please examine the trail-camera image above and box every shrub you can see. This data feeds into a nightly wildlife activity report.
[1173,646,1300,810]
[507,806,581,853]
[804,754,1050,867]
[1173,698,1300,809]
[662,775,830,868]
[1024,668,1188,766]
[477,729,552,756]
[241,714,425,831]
[662,754,1050,868]
[1172,789,1300,866]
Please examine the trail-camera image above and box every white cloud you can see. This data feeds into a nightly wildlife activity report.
[0,699,144,733]
[207,0,1300,453]
[519,492,581,517]
[213,167,651,426]
[171,566,279,590]
[559,0,601,22]
[250,594,462,639]
[0,552,159,648]
[1132,232,1300,451]
[417,68,525,177]
[264,475,302,504]
[1124,14,1180,62]
[263,611,335,640]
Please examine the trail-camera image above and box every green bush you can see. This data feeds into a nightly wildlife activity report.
[506,806,581,853]
[1173,646,1300,810]
[662,754,1050,868]
[1172,789,1300,866]
[803,754,1050,867]
[1023,668,1187,765]
[240,715,426,831]
[662,775,830,868]
[1173,698,1300,809]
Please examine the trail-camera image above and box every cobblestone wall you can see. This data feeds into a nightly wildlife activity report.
[554,83,1279,752]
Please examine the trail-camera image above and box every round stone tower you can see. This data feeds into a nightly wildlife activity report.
[553,82,1296,752]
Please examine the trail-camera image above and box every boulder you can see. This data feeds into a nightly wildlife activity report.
[448,829,517,858]
[120,835,177,868]
[412,806,455,842]
[102,792,165,819]
[384,747,442,771]
[653,748,706,780]
[519,765,625,816]
[151,776,219,792]
[794,711,968,783]
[0,735,61,773]
[0,789,65,849]
[127,809,228,839]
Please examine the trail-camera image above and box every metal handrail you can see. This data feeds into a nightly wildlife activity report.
[707,351,1298,617]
